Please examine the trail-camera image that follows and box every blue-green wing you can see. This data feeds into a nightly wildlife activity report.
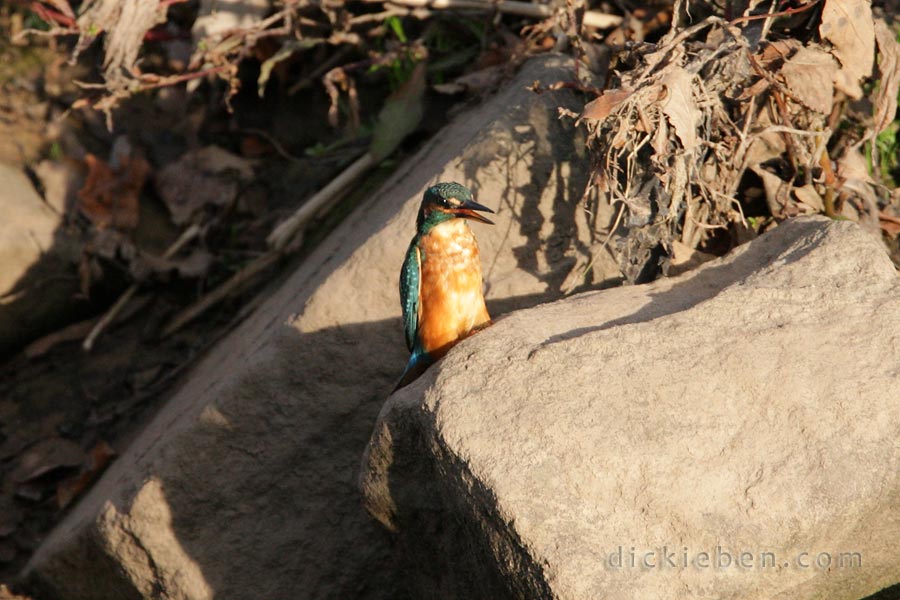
[399,240,421,352]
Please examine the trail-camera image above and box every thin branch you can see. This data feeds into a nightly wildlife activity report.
[160,251,282,338]
[240,128,307,164]
[24,0,75,27]
[138,64,234,91]
[162,149,375,335]
[377,0,623,29]
[83,225,202,351]
[727,0,821,26]
[287,46,353,95]
[267,151,376,250]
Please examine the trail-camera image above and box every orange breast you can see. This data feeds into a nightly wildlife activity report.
[418,220,491,357]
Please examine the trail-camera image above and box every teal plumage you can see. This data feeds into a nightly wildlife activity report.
[399,242,423,363]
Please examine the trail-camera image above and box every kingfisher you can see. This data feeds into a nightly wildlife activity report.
[396,182,494,389]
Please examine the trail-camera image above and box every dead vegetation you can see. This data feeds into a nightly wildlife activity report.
[573,0,900,281]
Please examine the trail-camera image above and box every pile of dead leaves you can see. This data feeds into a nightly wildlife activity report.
[0,430,114,570]
[575,0,900,280]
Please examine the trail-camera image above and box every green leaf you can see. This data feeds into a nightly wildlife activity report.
[386,16,408,43]
[258,39,323,98]
[369,62,426,162]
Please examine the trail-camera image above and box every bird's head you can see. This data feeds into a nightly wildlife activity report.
[416,182,494,231]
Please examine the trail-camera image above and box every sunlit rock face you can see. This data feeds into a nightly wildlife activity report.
[363,217,900,600]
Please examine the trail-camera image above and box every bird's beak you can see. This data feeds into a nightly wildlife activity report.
[455,199,495,225]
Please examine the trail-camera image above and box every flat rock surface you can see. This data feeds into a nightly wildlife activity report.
[23,54,592,599]
[363,217,900,600]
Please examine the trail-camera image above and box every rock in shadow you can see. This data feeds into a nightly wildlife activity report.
[372,405,554,600]
[25,289,560,600]
[860,583,900,600]
[0,163,87,358]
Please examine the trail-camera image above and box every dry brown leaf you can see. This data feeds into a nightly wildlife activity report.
[750,164,791,216]
[0,414,64,463]
[837,146,876,183]
[56,441,116,509]
[661,69,701,152]
[154,146,254,225]
[24,318,97,359]
[836,147,881,233]
[582,88,633,121]
[78,153,148,231]
[792,184,825,213]
[8,437,84,484]
[819,0,875,99]
[878,212,900,238]
[757,39,801,66]
[642,41,685,77]
[744,107,788,167]
[872,20,900,139]
[667,240,716,276]
[736,77,770,101]
[652,113,669,156]
[780,46,837,114]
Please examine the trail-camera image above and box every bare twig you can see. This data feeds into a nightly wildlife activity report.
[139,64,234,90]
[240,128,307,164]
[756,125,832,137]
[267,151,376,250]
[8,0,76,27]
[376,0,622,29]
[161,150,375,335]
[727,0,821,26]
[83,224,202,351]
[160,250,282,338]
[287,46,353,95]
[819,150,837,218]
[348,8,414,27]
[746,50,802,175]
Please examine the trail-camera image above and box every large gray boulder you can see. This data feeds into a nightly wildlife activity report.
[362,217,900,600]
[23,55,593,599]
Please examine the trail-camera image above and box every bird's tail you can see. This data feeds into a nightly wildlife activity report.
[392,350,431,392]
